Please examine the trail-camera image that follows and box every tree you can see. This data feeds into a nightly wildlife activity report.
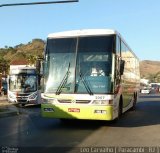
[147,74,156,83]
[0,58,9,75]
[27,54,37,66]
[155,71,160,83]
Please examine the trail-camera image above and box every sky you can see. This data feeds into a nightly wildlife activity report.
[0,0,160,61]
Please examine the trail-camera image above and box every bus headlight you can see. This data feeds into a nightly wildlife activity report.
[92,100,113,105]
[8,93,16,99]
[29,93,37,100]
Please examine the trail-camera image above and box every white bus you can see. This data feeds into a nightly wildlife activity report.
[8,66,41,106]
[41,29,140,121]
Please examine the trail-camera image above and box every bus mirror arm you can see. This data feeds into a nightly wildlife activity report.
[120,60,125,75]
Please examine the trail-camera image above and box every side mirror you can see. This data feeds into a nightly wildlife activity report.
[120,60,125,75]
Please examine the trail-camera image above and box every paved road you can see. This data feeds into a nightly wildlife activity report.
[0,94,160,153]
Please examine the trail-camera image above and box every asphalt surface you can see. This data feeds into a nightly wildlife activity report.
[0,93,160,153]
[0,96,19,118]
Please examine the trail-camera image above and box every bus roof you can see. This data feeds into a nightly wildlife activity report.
[47,29,139,60]
[10,65,36,70]
[48,29,119,38]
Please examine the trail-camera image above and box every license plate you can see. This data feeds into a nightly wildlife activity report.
[43,108,54,112]
[68,108,80,112]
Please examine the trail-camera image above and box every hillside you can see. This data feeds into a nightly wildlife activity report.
[0,39,44,74]
[140,60,160,81]
[140,60,160,76]
[3,39,44,63]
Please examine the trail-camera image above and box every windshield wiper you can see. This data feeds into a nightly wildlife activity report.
[56,63,70,95]
[79,72,93,95]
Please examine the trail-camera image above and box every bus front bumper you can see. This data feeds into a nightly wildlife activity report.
[41,104,114,121]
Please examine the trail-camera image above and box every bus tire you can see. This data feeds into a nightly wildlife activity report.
[117,96,123,119]
[113,97,123,122]
[130,93,137,111]
[19,104,25,107]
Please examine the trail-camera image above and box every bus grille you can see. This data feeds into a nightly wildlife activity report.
[58,100,72,103]
[76,100,91,104]
[58,99,91,104]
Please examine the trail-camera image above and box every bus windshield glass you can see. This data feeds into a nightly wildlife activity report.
[9,74,37,93]
[45,35,114,94]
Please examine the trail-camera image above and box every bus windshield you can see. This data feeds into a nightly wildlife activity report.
[9,74,37,93]
[45,35,114,94]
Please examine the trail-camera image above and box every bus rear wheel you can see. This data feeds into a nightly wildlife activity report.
[130,93,137,111]
[118,102,122,119]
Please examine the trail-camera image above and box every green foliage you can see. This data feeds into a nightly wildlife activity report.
[0,39,44,75]
[0,58,9,74]
[146,72,160,83]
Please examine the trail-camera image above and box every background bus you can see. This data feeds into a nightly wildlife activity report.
[8,65,41,106]
[41,29,140,121]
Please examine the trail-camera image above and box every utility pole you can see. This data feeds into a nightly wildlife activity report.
[0,0,78,7]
